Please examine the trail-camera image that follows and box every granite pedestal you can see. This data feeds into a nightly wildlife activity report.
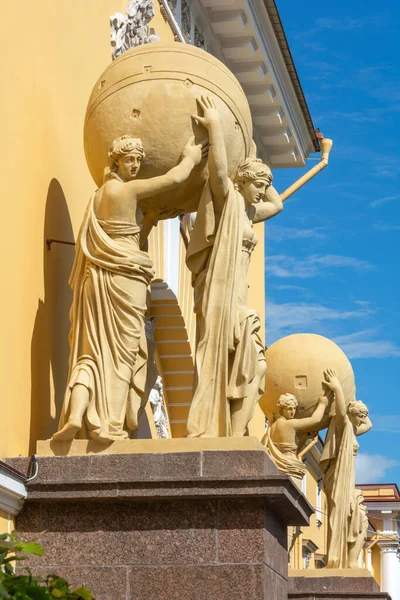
[8,438,312,600]
[289,569,391,600]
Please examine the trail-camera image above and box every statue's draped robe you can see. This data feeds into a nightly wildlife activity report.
[321,417,364,568]
[58,194,154,442]
[185,180,265,437]
[349,490,368,549]
[262,426,306,481]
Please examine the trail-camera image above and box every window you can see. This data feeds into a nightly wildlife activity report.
[164,0,207,49]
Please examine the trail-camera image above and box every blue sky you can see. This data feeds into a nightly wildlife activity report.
[265,1,400,483]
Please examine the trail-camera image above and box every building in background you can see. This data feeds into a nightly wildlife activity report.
[288,448,400,600]
[289,438,328,571]
[358,483,400,600]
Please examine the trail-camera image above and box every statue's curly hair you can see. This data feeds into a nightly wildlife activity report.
[347,400,369,419]
[108,135,145,169]
[234,158,273,190]
[277,393,298,412]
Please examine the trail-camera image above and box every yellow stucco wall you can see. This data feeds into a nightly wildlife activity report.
[0,0,177,457]
[371,544,381,585]
[0,510,13,534]
[288,461,328,569]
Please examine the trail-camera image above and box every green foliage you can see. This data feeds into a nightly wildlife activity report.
[0,533,94,600]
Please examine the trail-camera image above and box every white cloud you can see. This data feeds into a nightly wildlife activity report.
[266,225,327,243]
[369,415,400,433]
[267,254,373,279]
[266,299,374,344]
[370,194,400,208]
[266,301,399,359]
[270,284,311,293]
[373,223,400,232]
[333,330,400,359]
[295,15,386,39]
[355,453,400,484]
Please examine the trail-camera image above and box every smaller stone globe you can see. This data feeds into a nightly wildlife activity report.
[259,333,356,427]
[84,43,253,216]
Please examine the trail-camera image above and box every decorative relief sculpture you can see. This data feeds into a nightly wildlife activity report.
[185,96,283,438]
[262,392,328,482]
[321,368,371,568]
[110,0,160,60]
[149,376,169,439]
[53,134,207,443]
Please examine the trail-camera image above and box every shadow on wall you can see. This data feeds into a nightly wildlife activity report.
[30,179,75,453]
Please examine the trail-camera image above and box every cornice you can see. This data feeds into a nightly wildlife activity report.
[164,0,318,168]
[0,470,27,516]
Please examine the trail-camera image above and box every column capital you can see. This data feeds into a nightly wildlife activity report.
[377,537,400,554]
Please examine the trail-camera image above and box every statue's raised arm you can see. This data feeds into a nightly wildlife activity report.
[192,95,230,214]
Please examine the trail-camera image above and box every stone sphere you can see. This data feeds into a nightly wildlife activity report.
[84,43,253,215]
[259,334,355,426]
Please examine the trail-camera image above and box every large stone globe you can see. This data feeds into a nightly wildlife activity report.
[259,334,356,427]
[84,43,253,215]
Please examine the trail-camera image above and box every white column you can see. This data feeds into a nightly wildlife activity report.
[378,540,400,600]
[366,548,373,573]
[163,217,180,297]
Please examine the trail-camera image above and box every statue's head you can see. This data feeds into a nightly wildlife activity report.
[277,393,298,420]
[234,158,273,206]
[108,135,145,181]
[347,400,369,428]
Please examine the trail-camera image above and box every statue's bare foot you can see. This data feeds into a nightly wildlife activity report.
[52,420,81,441]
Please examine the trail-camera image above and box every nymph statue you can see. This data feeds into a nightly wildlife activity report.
[321,368,372,568]
[262,392,329,481]
[185,96,283,438]
[53,133,207,443]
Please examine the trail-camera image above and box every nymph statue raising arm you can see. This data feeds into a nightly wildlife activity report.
[53,133,207,444]
[320,368,371,568]
[99,134,208,216]
[262,392,329,480]
[193,96,283,223]
[192,95,230,215]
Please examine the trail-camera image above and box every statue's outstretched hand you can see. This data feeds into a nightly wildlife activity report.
[322,368,341,392]
[182,135,209,166]
[192,95,221,130]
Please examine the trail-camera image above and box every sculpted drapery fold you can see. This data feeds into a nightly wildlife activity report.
[58,194,154,442]
[320,369,371,569]
[185,179,265,437]
[321,418,355,568]
[185,181,240,437]
[264,429,307,480]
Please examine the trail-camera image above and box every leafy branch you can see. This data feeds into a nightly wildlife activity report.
[0,533,94,599]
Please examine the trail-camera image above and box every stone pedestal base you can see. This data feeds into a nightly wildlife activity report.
[289,569,391,600]
[7,439,311,600]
